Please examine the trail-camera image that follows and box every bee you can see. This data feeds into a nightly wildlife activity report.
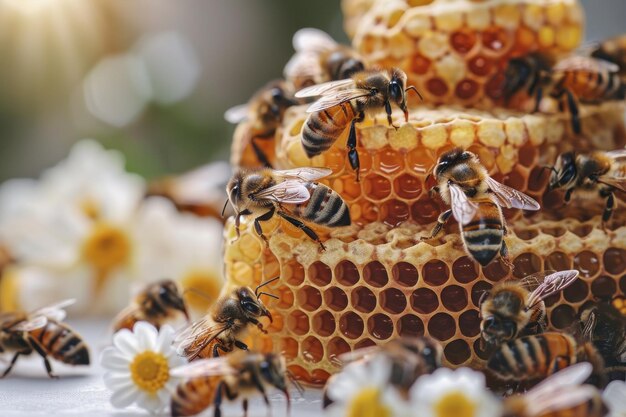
[421,148,540,267]
[295,68,421,181]
[487,332,606,387]
[225,80,301,168]
[0,299,89,378]
[284,28,365,91]
[504,53,624,134]
[547,149,626,224]
[226,167,351,250]
[502,362,606,417]
[174,277,278,360]
[479,270,580,348]
[170,351,302,417]
[112,280,189,333]
[580,300,626,373]
[324,336,442,406]
[590,33,626,75]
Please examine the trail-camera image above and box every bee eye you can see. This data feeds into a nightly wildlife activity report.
[389,83,402,100]
[271,88,283,102]
[242,301,260,315]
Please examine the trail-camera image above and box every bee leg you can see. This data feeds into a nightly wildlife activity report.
[248,317,268,334]
[234,340,249,352]
[384,101,398,129]
[533,86,543,113]
[213,381,225,417]
[564,188,574,204]
[347,112,365,182]
[600,189,615,226]
[499,241,514,269]
[0,351,23,378]
[254,207,276,247]
[28,336,58,379]
[250,136,273,169]
[277,211,326,251]
[563,88,581,134]
[250,371,271,413]
[420,209,452,241]
[213,343,229,357]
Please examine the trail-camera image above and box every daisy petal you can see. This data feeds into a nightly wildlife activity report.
[110,386,141,409]
[155,324,175,352]
[100,347,130,371]
[113,329,140,357]
[137,392,166,414]
[103,373,133,390]
[134,321,158,351]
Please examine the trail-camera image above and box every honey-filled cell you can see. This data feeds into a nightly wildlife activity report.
[339,311,365,339]
[397,314,425,337]
[312,311,336,337]
[308,261,332,287]
[368,313,394,340]
[444,339,472,365]
[428,313,457,341]
[392,262,419,287]
[363,261,389,287]
[324,287,349,312]
[381,287,408,314]
[352,286,377,313]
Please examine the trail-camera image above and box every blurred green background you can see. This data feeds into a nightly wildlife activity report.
[0,0,623,182]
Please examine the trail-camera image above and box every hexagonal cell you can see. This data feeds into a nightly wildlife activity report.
[339,312,364,339]
[482,258,511,282]
[327,337,351,362]
[459,309,481,337]
[450,29,477,54]
[375,147,404,175]
[574,251,600,279]
[471,281,493,307]
[368,313,394,340]
[297,285,323,311]
[518,142,537,167]
[550,305,577,329]
[452,256,479,284]
[621,275,626,294]
[354,338,377,350]
[381,199,410,227]
[312,311,336,337]
[351,286,377,313]
[482,26,510,52]
[428,313,456,341]
[381,288,408,314]
[591,275,617,299]
[515,228,539,240]
[392,262,419,287]
[281,337,299,360]
[335,260,360,286]
[571,224,594,238]
[301,336,324,363]
[275,285,295,309]
[468,55,493,77]
[441,285,469,312]
[411,198,442,225]
[406,148,435,175]
[426,77,449,97]
[504,168,526,191]
[287,310,310,336]
[363,174,392,201]
[563,279,589,303]
[545,251,571,271]
[310,369,331,385]
[444,339,471,365]
[283,261,305,286]
[604,248,626,275]
[422,259,450,286]
[394,174,422,200]
[512,252,542,278]
[541,226,566,237]
[324,287,349,311]
[411,287,439,314]
[363,261,389,288]
[308,261,332,287]
[397,314,424,337]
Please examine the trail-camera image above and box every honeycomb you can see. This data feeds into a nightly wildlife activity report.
[222,103,626,385]
[347,0,585,108]
[230,120,279,170]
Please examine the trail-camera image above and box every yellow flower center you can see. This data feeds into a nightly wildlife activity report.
[129,351,170,394]
[346,387,391,417]
[181,270,222,312]
[79,198,101,220]
[434,390,477,417]
[0,267,20,312]
[81,223,131,293]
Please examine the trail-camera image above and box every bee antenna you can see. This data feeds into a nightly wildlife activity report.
[287,370,305,396]
[221,199,229,218]
[255,276,280,297]
[405,85,423,101]
[183,287,214,302]
[257,292,279,301]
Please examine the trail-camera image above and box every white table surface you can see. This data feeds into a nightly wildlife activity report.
[0,319,324,417]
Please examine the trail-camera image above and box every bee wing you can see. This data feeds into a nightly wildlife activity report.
[292,28,337,53]
[175,318,231,360]
[524,385,600,417]
[305,89,371,113]
[486,176,541,211]
[274,167,332,182]
[30,298,76,322]
[526,270,579,310]
[11,316,48,332]
[554,55,620,73]
[252,180,311,204]
[295,79,355,98]
[224,104,250,124]
[605,148,626,160]
[581,308,596,340]
[517,270,556,291]
[170,357,236,378]
[284,52,325,80]
[449,183,478,225]
[596,176,626,193]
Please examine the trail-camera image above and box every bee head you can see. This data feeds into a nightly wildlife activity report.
[503,56,535,100]
[226,171,249,212]
[480,315,518,346]
[388,68,409,107]
[237,287,273,323]
[434,148,474,179]
[549,152,577,190]
[157,280,189,320]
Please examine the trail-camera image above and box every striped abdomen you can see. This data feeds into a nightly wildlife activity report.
[460,199,504,267]
[302,102,356,158]
[171,376,219,417]
[487,332,576,381]
[292,182,351,227]
[560,69,624,101]
[29,320,89,366]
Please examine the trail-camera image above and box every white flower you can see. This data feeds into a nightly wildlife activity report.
[410,367,502,417]
[604,380,626,417]
[325,355,408,417]
[101,322,186,414]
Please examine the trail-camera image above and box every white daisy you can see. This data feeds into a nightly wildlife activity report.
[409,367,502,417]
[325,355,408,417]
[604,380,626,417]
[101,321,186,414]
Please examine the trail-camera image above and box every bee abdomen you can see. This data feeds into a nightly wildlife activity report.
[33,321,90,365]
[462,218,504,267]
[171,376,218,417]
[302,102,355,158]
[294,183,351,227]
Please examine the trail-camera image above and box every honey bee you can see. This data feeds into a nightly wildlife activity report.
[284,28,365,90]
[503,362,606,417]
[487,332,606,387]
[479,270,580,348]
[112,280,189,332]
[590,33,626,75]
[170,351,302,417]
[295,68,420,181]
[580,300,626,374]
[174,278,278,360]
[225,80,300,168]
[422,148,540,266]
[0,299,89,378]
[226,167,350,250]
[504,53,625,134]
[547,149,626,224]
[324,336,442,406]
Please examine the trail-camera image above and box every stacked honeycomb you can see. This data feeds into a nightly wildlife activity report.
[222,0,626,385]
[348,0,584,107]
